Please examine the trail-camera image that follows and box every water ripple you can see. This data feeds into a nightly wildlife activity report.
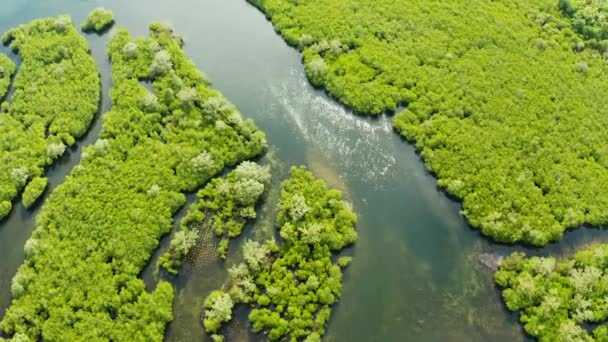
[269,68,398,187]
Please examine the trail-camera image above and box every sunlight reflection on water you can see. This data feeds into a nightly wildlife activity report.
[270,68,397,187]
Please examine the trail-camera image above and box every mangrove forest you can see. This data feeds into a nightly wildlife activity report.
[2,1,608,341]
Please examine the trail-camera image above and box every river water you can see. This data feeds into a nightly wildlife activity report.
[2,1,608,341]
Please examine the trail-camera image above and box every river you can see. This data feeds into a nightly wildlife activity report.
[2,1,608,341]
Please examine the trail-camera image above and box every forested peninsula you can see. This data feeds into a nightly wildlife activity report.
[0,17,99,219]
[0,22,266,340]
[253,0,608,246]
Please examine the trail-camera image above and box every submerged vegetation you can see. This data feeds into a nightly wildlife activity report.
[0,22,266,340]
[81,7,115,33]
[0,16,99,221]
[203,167,357,341]
[254,0,608,246]
[159,161,270,273]
[496,246,608,341]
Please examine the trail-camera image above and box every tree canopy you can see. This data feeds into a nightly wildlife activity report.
[0,22,266,341]
[0,16,100,221]
[496,246,608,341]
[255,0,608,245]
[159,161,271,274]
[0,53,15,100]
[558,0,608,53]
[203,166,357,341]
[81,7,115,33]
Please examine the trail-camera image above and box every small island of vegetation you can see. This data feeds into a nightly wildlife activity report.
[81,7,115,33]
[203,166,357,342]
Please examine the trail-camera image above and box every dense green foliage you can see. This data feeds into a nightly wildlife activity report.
[559,0,608,53]
[159,161,270,273]
[256,0,608,245]
[204,167,357,341]
[496,246,608,341]
[0,23,266,341]
[21,177,47,208]
[0,53,15,100]
[0,16,99,221]
[81,7,115,33]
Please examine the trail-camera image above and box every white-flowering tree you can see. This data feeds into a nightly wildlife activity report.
[46,142,66,160]
[203,290,235,338]
[140,92,159,112]
[243,239,270,272]
[288,193,310,221]
[306,57,328,86]
[234,161,271,185]
[11,167,29,187]
[149,50,173,76]
[94,139,110,154]
[123,42,138,59]
[177,87,197,105]
[234,178,265,206]
[299,222,325,244]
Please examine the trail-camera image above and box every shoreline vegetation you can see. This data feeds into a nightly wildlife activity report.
[253,0,608,246]
[251,1,608,339]
[0,54,15,101]
[0,21,266,340]
[0,16,99,220]
[158,161,271,274]
[203,166,357,342]
[496,246,608,341]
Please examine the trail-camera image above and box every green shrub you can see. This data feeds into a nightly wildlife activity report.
[22,177,47,208]
[0,201,11,219]
[81,7,115,33]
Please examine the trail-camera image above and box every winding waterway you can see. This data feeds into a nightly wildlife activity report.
[2,1,608,341]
